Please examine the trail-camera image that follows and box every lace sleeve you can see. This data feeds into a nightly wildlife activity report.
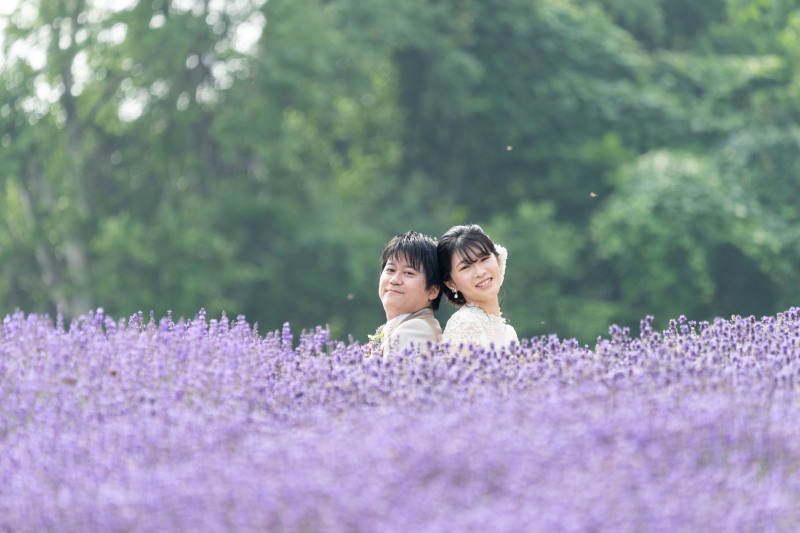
[441,308,489,349]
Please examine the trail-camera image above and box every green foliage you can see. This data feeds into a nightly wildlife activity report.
[1,0,800,344]
[593,152,730,323]
[339,0,666,223]
[485,201,605,340]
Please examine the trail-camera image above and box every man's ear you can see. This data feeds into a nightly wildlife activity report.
[427,284,440,300]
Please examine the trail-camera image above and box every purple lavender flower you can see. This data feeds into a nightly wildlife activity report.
[2,308,800,530]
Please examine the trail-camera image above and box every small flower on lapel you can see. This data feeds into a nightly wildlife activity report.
[362,327,385,358]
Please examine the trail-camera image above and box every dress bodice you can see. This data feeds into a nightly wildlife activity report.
[441,304,518,350]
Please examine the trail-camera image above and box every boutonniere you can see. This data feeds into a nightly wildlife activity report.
[362,327,385,358]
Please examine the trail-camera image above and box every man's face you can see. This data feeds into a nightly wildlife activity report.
[379,254,439,320]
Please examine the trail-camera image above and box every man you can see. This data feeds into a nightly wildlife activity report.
[367,231,442,359]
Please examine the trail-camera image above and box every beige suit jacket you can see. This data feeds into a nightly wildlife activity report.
[380,307,442,359]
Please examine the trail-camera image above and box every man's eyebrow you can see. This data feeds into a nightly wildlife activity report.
[385,260,418,270]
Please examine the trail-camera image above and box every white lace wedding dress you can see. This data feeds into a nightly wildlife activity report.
[441,304,518,349]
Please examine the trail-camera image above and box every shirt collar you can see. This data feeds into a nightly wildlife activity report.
[386,313,411,328]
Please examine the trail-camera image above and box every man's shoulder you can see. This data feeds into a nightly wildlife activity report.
[381,309,442,357]
[393,309,441,337]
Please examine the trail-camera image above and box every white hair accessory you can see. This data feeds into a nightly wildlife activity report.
[495,244,508,285]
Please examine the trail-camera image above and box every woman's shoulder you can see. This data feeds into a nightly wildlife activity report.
[445,305,485,327]
[442,306,491,347]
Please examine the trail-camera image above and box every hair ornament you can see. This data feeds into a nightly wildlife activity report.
[495,244,507,285]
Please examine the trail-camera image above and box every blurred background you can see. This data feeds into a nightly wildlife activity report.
[1,0,799,344]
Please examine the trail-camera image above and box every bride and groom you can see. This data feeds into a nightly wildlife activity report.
[366,226,518,359]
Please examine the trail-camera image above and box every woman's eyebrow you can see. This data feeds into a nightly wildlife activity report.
[455,251,480,267]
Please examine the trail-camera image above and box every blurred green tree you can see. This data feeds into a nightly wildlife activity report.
[1,0,800,345]
[0,0,272,320]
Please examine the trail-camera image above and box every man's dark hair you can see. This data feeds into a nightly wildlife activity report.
[381,231,443,311]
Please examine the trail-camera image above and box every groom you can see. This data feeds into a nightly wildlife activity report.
[369,231,442,359]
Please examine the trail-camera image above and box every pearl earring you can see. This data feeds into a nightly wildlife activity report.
[452,288,458,299]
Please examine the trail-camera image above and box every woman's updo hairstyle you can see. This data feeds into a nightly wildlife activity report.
[437,224,498,306]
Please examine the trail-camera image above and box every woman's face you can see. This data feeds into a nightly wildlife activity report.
[446,250,501,305]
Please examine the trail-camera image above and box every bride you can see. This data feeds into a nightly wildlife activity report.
[437,224,518,350]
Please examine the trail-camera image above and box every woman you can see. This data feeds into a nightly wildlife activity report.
[438,224,518,350]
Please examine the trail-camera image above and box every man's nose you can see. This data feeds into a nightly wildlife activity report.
[390,271,403,283]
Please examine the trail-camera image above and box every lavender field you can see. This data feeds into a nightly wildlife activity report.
[3,308,800,531]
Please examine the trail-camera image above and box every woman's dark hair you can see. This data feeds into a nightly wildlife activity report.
[437,224,498,306]
[381,231,443,311]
